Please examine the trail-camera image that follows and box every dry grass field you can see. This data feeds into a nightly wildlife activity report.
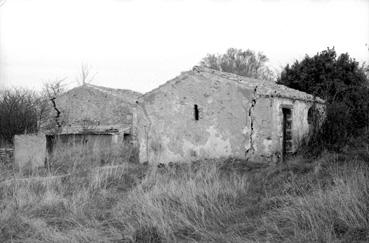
[1,143,369,242]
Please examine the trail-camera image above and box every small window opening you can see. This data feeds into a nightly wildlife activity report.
[194,104,199,120]
[124,133,131,141]
[307,106,318,125]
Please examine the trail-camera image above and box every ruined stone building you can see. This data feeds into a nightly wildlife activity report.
[14,66,324,169]
[14,84,141,169]
[135,66,324,164]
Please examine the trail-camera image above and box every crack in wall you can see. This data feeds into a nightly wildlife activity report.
[136,101,152,162]
[246,86,258,159]
[50,97,62,128]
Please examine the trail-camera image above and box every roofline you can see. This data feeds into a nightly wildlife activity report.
[42,126,131,136]
[46,132,119,136]
[140,66,325,103]
[138,69,194,101]
[84,83,142,96]
[57,84,142,103]
[259,94,325,104]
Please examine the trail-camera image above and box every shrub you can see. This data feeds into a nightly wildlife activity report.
[0,88,39,144]
[278,47,369,151]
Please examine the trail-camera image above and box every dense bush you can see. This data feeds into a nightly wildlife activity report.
[0,86,54,146]
[0,89,39,145]
[278,47,369,151]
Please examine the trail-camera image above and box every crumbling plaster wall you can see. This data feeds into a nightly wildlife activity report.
[224,95,303,163]
[56,87,132,128]
[42,85,137,135]
[241,95,325,162]
[48,134,115,153]
[274,98,325,155]
[136,72,324,164]
[34,85,139,166]
[246,96,274,162]
[137,73,259,164]
[274,98,309,154]
[14,134,46,170]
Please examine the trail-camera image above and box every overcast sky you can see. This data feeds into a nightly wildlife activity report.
[0,0,368,93]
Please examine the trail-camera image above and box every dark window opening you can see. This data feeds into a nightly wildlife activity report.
[124,133,131,142]
[194,104,199,120]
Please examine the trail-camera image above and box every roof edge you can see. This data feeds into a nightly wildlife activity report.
[140,66,325,103]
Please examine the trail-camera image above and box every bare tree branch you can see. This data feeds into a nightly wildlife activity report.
[44,78,67,99]
[77,64,96,85]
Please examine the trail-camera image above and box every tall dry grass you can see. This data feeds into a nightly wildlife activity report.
[0,147,368,242]
[261,159,369,242]
[0,142,142,242]
[113,163,251,242]
[46,141,133,175]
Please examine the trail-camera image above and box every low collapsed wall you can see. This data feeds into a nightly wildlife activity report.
[14,134,46,170]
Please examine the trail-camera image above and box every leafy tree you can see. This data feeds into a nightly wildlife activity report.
[278,47,367,102]
[278,47,369,150]
[200,48,276,81]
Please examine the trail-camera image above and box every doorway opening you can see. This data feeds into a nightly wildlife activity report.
[282,108,292,161]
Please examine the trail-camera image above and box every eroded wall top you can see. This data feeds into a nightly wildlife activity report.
[41,84,142,134]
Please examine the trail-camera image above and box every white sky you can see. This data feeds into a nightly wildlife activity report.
[0,0,368,93]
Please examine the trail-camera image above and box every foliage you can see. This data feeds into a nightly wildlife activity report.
[278,47,367,101]
[200,48,276,81]
[0,79,68,145]
[0,89,39,144]
[278,47,369,150]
